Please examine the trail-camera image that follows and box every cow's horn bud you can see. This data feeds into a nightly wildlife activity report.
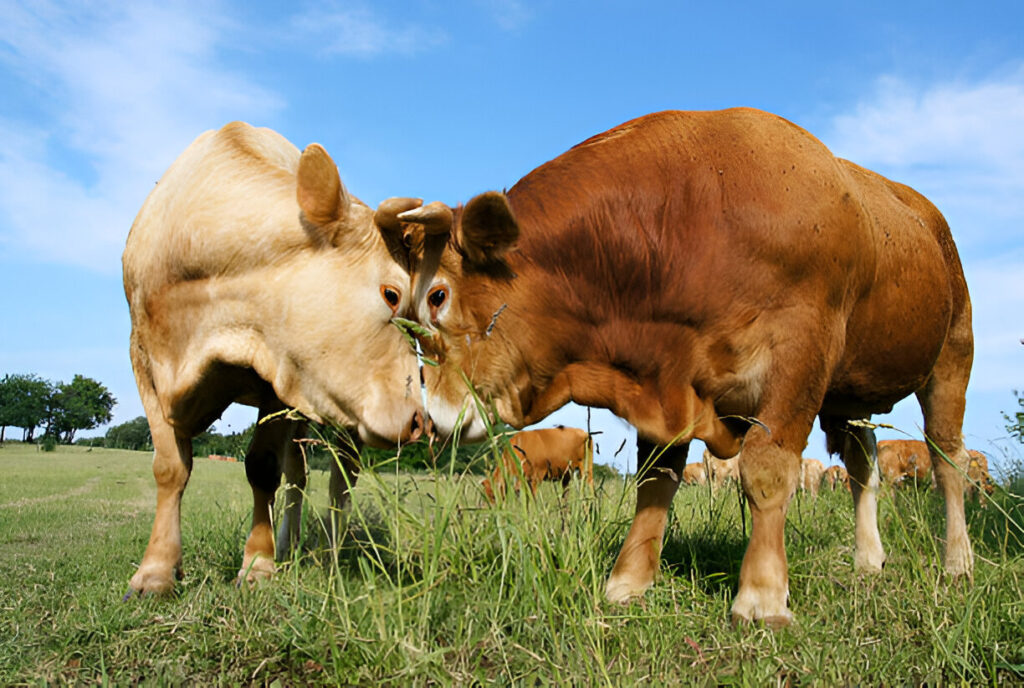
[375,197,424,232]
[398,201,454,235]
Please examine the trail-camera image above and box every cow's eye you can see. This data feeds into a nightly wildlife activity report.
[381,285,401,313]
[428,286,448,309]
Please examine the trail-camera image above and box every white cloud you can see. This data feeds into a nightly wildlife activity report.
[476,0,532,31]
[821,69,1024,452]
[290,4,446,57]
[0,1,283,272]
[822,68,1024,254]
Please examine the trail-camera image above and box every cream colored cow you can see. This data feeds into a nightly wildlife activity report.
[800,458,827,497]
[702,449,740,490]
[123,122,425,596]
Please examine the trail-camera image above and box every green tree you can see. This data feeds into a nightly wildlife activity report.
[0,373,53,442]
[104,416,153,451]
[191,422,256,459]
[46,375,116,444]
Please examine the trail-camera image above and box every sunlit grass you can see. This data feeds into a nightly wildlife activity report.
[1,440,1022,684]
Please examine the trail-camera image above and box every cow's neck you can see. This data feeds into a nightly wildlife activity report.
[462,259,743,456]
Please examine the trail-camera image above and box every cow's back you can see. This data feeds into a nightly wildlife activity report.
[124,122,302,297]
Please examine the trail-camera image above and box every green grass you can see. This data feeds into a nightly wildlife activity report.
[1,442,1022,685]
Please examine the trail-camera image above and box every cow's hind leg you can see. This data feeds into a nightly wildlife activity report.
[238,401,298,585]
[917,349,974,576]
[825,419,886,572]
[275,420,309,561]
[325,433,360,550]
[730,425,801,627]
[605,439,688,603]
[129,387,195,595]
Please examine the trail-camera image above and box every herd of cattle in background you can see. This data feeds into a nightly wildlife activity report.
[676,438,993,499]
[204,426,994,503]
[122,107,981,627]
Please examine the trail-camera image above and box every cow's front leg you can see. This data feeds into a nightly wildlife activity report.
[605,440,687,603]
[129,413,194,595]
[730,431,800,627]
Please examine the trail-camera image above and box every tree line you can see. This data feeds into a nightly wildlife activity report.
[1,370,623,480]
[0,373,115,444]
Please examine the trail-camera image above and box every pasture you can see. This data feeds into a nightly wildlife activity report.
[1,442,1022,685]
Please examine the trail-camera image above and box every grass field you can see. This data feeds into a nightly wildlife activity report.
[1,441,1022,685]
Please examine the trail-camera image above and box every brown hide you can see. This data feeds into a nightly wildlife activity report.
[397,108,973,624]
[122,122,424,596]
[877,439,934,485]
[407,109,970,453]
[482,426,594,501]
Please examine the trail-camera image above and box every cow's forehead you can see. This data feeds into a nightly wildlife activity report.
[409,231,458,285]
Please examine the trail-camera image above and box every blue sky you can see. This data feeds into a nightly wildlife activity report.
[1,1,1022,473]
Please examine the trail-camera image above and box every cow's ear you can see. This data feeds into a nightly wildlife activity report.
[456,191,519,266]
[297,143,349,234]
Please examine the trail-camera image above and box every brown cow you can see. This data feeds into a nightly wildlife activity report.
[392,108,974,626]
[877,439,935,486]
[822,465,850,492]
[966,450,994,498]
[878,440,992,499]
[482,426,593,501]
[681,462,708,486]
[122,122,426,596]
[801,458,827,497]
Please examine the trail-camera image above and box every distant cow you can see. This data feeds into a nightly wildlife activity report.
[878,440,993,500]
[702,449,740,489]
[822,465,850,492]
[681,462,708,486]
[393,108,974,625]
[966,450,994,498]
[801,459,826,497]
[482,426,593,501]
[877,440,935,487]
[122,122,426,596]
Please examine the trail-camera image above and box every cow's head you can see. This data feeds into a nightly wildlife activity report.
[374,192,520,441]
[290,144,430,445]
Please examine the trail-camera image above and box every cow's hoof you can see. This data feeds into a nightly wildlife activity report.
[854,550,886,573]
[236,555,275,587]
[604,576,652,604]
[128,565,179,597]
[943,542,974,578]
[730,588,793,629]
[730,610,794,629]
